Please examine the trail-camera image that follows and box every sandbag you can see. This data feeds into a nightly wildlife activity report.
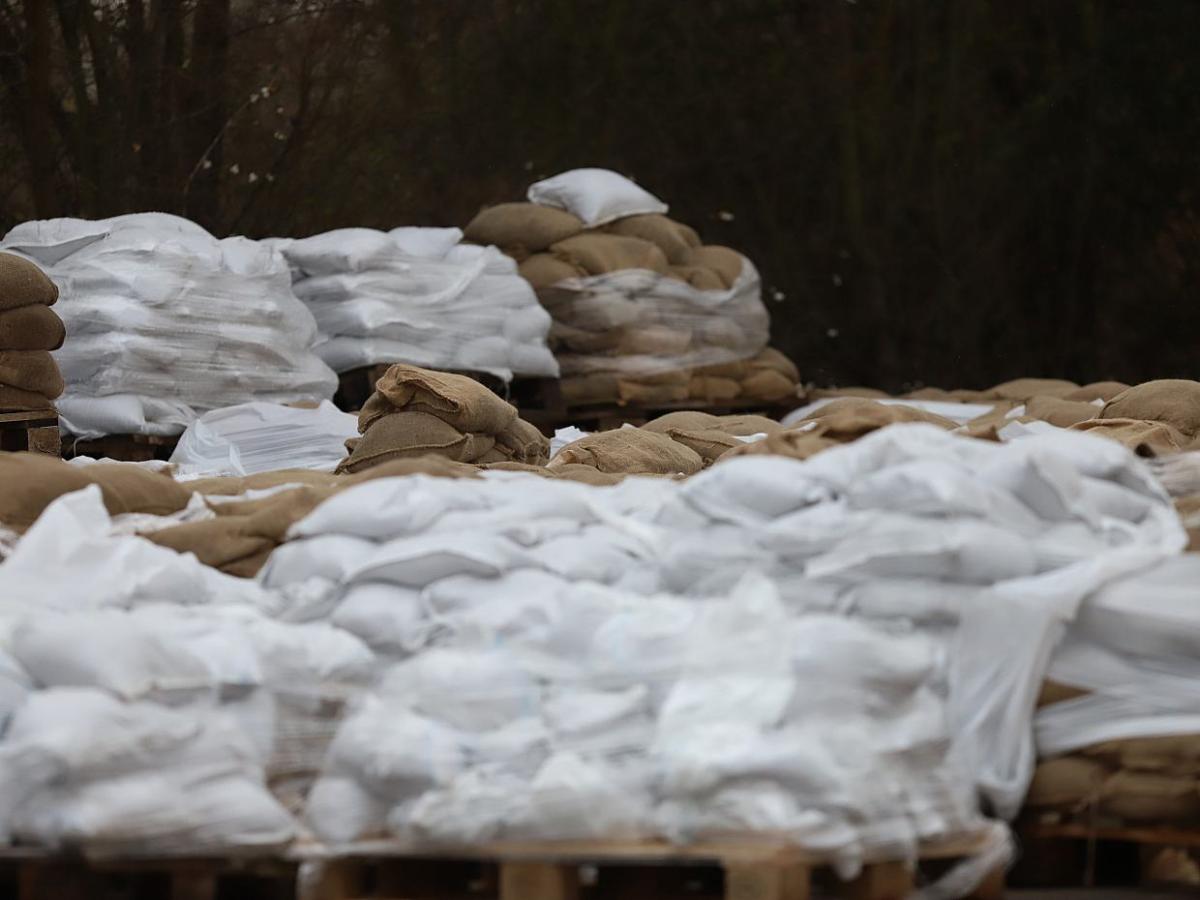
[1101,380,1200,437]
[463,203,584,253]
[683,246,744,289]
[1064,381,1130,403]
[721,430,839,462]
[0,351,64,398]
[812,386,890,400]
[493,417,550,466]
[0,253,58,309]
[339,412,496,474]
[527,168,668,227]
[616,379,689,406]
[518,253,584,289]
[740,369,797,402]
[1101,771,1200,823]
[1083,735,1200,776]
[548,321,622,354]
[697,318,748,351]
[0,305,65,351]
[84,463,191,517]
[1024,757,1108,810]
[1070,418,1188,457]
[748,348,801,383]
[985,378,1079,402]
[642,411,779,438]
[146,517,275,576]
[0,384,54,411]
[1024,396,1101,428]
[688,375,742,402]
[341,455,480,483]
[606,215,696,264]
[365,364,518,435]
[550,428,704,476]
[658,428,740,466]
[550,234,670,277]
[797,398,958,443]
[561,374,620,406]
[616,325,692,357]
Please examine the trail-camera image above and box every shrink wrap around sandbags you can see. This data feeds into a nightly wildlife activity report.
[1,214,337,437]
[276,228,558,381]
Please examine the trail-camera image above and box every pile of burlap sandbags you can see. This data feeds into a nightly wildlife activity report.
[464,168,798,407]
[0,254,65,412]
[336,364,549,475]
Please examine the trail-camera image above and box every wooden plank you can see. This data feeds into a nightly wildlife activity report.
[0,409,57,427]
[964,863,1006,900]
[836,860,914,900]
[1026,821,1200,849]
[25,425,60,456]
[724,863,811,900]
[499,861,580,900]
[298,858,366,900]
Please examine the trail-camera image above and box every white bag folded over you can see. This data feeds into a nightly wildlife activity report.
[527,168,668,226]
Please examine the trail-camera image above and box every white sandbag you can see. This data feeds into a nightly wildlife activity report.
[259,534,379,589]
[527,168,668,226]
[331,582,431,654]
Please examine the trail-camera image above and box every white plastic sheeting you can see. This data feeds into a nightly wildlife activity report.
[0,214,338,438]
[275,228,559,381]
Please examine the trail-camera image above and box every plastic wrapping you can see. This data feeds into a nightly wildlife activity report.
[1,214,338,438]
[275,229,559,381]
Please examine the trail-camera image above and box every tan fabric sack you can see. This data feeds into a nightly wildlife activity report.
[1101,771,1200,823]
[749,348,801,383]
[1065,381,1131,403]
[813,386,890,400]
[1101,380,1200,437]
[549,321,622,354]
[0,306,65,351]
[605,214,697,264]
[666,265,726,291]
[689,375,742,402]
[0,253,58,310]
[1025,395,1101,428]
[1084,735,1200,776]
[1025,756,1109,810]
[1070,418,1187,457]
[550,428,704,476]
[0,384,54,411]
[741,369,797,402]
[551,234,670,276]
[799,398,958,443]
[722,430,839,462]
[617,379,690,406]
[464,203,585,252]
[493,416,551,465]
[341,455,480,483]
[683,246,744,289]
[518,253,585,289]
[0,452,94,530]
[616,325,692,357]
[85,463,191,517]
[339,411,496,474]
[562,373,620,406]
[366,364,518,435]
[147,518,274,576]
[642,410,779,437]
[985,378,1079,402]
[696,318,748,351]
[0,351,64,398]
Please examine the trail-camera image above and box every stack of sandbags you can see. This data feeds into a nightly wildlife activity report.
[1027,556,1200,826]
[273,228,558,381]
[0,254,65,412]
[466,169,796,407]
[336,364,549,475]
[1071,380,1200,456]
[0,214,337,438]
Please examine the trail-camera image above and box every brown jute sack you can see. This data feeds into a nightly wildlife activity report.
[800,398,958,443]
[689,375,742,403]
[0,351,64,398]
[811,386,889,400]
[183,469,342,496]
[693,359,749,380]
[616,325,692,357]
[84,463,191,517]
[1070,418,1187,457]
[1025,395,1102,428]
[741,370,797,402]
[339,411,496,474]
[721,429,840,462]
[550,428,704,476]
[493,417,550,465]
[1101,380,1200,436]
[1083,735,1200,776]
[1065,381,1131,403]
[660,428,741,465]
[683,246,744,289]
[562,374,620,406]
[697,318,748,351]
[642,410,779,437]
[0,305,65,351]
[464,203,585,252]
[0,253,58,309]
[549,321,622,354]
[365,364,518,435]
[518,253,585,289]
[985,378,1080,402]
[147,517,275,575]
[550,234,670,276]
[0,384,54,411]
[666,265,726,292]
[616,379,689,406]
[605,214,696,264]
[1025,756,1109,810]
[749,348,801,383]
[1101,771,1200,823]
[544,292,641,331]
[341,455,480,482]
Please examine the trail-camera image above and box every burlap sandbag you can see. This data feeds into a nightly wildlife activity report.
[1064,381,1131,403]
[1101,771,1200,823]
[518,253,585,289]
[184,469,343,496]
[985,378,1080,402]
[642,410,780,437]
[147,517,274,576]
[901,387,994,403]
[339,411,496,474]
[464,203,585,252]
[0,351,64,398]
[365,364,518,435]
[666,265,727,292]
[721,429,840,462]
[549,321,623,354]
[661,428,740,465]
[1025,395,1102,428]
[616,379,690,406]
[562,373,620,406]
[1070,418,1188,457]
[550,234,670,276]
[683,246,744,289]
[0,305,65,351]
[1101,380,1200,437]
[1082,736,1200,776]
[0,384,54,411]
[1025,756,1109,810]
[741,369,797,402]
[689,375,742,403]
[544,292,641,331]
[342,455,480,482]
[605,214,696,264]
[0,253,58,310]
[85,463,191,517]
[493,417,551,465]
[800,398,958,443]
[484,461,627,486]
[748,348,801,383]
[550,428,704,476]
[616,325,692,357]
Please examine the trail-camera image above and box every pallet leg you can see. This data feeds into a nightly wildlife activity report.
[963,863,1006,900]
[725,863,811,900]
[170,870,218,900]
[499,862,580,900]
[297,859,367,900]
[836,860,914,900]
[25,425,60,456]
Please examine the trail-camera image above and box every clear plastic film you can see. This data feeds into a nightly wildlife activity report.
[275,229,559,381]
[0,214,339,438]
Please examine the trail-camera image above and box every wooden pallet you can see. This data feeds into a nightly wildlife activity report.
[1019,819,1200,889]
[0,833,1003,900]
[0,409,60,456]
[61,432,178,462]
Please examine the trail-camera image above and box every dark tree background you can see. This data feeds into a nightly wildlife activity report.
[1,0,1198,391]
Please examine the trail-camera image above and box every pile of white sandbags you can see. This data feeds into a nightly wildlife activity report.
[273,227,559,381]
[0,214,338,438]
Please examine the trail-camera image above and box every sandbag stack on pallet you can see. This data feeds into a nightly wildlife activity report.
[272,227,559,382]
[465,168,798,408]
[0,254,65,413]
[0,214,337,439]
